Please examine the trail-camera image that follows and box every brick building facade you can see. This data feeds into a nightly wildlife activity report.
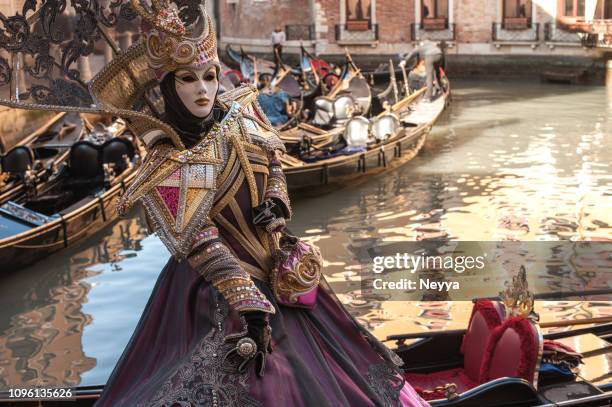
[0,0,608,81]
[216,0,612,81]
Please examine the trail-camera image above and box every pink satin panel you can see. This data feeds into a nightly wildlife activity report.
[156,186,180,218]
[294,287,318,307]
[399,382,431,406]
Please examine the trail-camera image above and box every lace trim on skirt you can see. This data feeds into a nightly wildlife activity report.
[138,299,262,407]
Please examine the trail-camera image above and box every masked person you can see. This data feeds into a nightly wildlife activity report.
[403,40,443,101]
[92,1,429,406]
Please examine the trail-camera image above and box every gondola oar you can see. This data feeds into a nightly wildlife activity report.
[476,288,612,302]
[543,322,612,340]
[377,87,426,117]
[384,320,612,344]
[299,45,320,91]
[389,59,399,104]
[540,315,612,329]
[399,59,411,96]
[326,49,362,99]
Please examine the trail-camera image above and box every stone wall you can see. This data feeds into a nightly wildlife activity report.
[375,0,414,43]
[455,0,497,43]
[220,0,312,41]
[315,0,339,44]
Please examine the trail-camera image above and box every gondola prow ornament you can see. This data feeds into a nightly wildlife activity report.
[500,266,538,320]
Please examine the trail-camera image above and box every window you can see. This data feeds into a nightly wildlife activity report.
[562,0,585,17]
[503,0,531,29]
[557,0,586,29]
[346,0,372,31]
[338,0,377,42]
[422,0,449,30]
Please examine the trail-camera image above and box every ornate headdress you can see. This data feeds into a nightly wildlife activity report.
[87,0,222,149]
[132,0,219,80]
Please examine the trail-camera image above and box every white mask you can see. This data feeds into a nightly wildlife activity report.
[174,66,219,118]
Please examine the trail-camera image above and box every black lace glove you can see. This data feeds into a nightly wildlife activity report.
[223,311,272,377]
[252,198,286,233]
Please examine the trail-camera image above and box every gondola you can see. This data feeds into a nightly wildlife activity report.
[225,45,332,105]
[224,46,310,129]
[279,71,449,194]
[0,111,87,205]
[225,44,333,83]
[305,50,374,128]
[226,45,360,131]
[0,116,142,271]
[256,64,312,130]
[386,268,612,407]
[367,65,406,86]
[225,45,276,84]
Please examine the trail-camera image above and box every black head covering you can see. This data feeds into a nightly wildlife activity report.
[160,71,223,148]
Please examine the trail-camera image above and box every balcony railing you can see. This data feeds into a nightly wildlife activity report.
[492,22,539,42]
[285,24,315,41]
[580,20,612,48]
[411,23,456,42]
[335,23,379,43]
[544,23,585,43]
[580,32,612,48]
[595,34,612,48]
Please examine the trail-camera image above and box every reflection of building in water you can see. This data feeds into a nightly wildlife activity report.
[0,281,96,387]
[0,211,149,388]
[294,168,452,333]
[291,151,611,341]
[414,301,453,331]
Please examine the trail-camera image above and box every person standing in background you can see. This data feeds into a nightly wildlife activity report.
[403,40,442,101]
[271,26,286,68]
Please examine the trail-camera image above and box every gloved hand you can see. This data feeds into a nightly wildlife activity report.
[223,311,273,377]
[244,311,273,353]
[252,199,286,233]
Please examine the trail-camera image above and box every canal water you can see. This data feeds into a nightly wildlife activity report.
[0,80,610,389]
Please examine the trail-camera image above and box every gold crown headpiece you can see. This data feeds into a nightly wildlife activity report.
[131,0,219,80]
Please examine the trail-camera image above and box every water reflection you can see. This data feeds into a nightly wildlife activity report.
[0,80,609,389]
[0,211,150,388]
[290,80,610,338]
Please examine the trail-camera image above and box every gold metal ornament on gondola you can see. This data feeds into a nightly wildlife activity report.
[500,266,537,319]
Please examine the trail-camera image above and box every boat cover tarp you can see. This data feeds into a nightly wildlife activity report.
[301,145,366,163]
[257,91,290,126]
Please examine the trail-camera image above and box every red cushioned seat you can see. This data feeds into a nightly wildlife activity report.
[405,300,504,401]
[479,316,542,387]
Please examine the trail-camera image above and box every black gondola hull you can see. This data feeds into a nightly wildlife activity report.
[285,126,427,195]
[0,172,136,271]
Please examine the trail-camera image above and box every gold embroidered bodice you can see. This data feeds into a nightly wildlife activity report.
[117,86,290,314]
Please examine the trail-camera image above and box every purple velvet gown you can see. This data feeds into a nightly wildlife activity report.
[94,108,428,407]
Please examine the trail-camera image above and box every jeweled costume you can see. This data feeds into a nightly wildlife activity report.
[93,1,428,406]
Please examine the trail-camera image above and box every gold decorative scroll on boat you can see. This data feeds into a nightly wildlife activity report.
[500,266,536,319]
